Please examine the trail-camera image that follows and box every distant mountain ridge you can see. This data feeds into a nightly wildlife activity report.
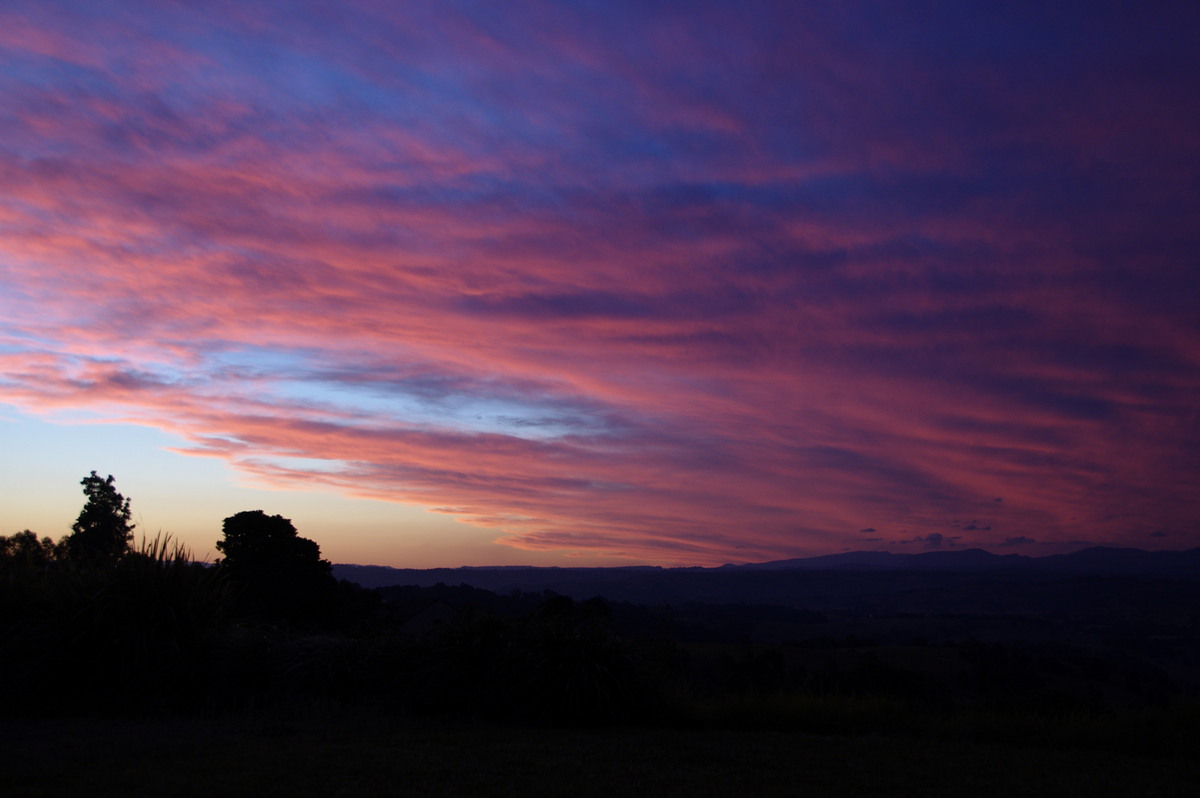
[335,546,1200,592]
[726,546,1200,575]
[724,547,1027,571]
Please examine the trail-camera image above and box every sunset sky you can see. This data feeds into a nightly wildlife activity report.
[2,1,1198,567]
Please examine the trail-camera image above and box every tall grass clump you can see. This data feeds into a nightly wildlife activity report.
[0,533,233,714]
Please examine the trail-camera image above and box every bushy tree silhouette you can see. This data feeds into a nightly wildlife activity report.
[64,472,134,563]
[216,510,335,621]
[0,529,60,566]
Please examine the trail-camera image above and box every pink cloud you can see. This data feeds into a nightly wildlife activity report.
[2,2,1198,563]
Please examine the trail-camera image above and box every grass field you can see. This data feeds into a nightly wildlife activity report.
[4,706,1197,798]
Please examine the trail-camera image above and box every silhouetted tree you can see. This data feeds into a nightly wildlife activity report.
[0,529,60,566]
[64,472,134,564]
[216,510,335,621]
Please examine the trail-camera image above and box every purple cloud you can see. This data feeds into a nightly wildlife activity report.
[1,1,1198,564]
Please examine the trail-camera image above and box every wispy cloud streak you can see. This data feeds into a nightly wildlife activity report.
[2,1,1198,562]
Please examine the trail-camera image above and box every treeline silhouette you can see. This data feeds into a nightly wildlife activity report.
[3,474,1198,752]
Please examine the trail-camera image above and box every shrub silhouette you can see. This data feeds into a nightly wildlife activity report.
[216,510,336,622]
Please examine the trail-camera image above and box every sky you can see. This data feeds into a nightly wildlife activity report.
[2,1,1199,567]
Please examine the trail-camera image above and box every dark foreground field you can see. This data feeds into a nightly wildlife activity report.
[5,530,1198,797]
[4,705,1198,798]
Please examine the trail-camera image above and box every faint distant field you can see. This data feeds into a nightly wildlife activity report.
[4,707,1197,798]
